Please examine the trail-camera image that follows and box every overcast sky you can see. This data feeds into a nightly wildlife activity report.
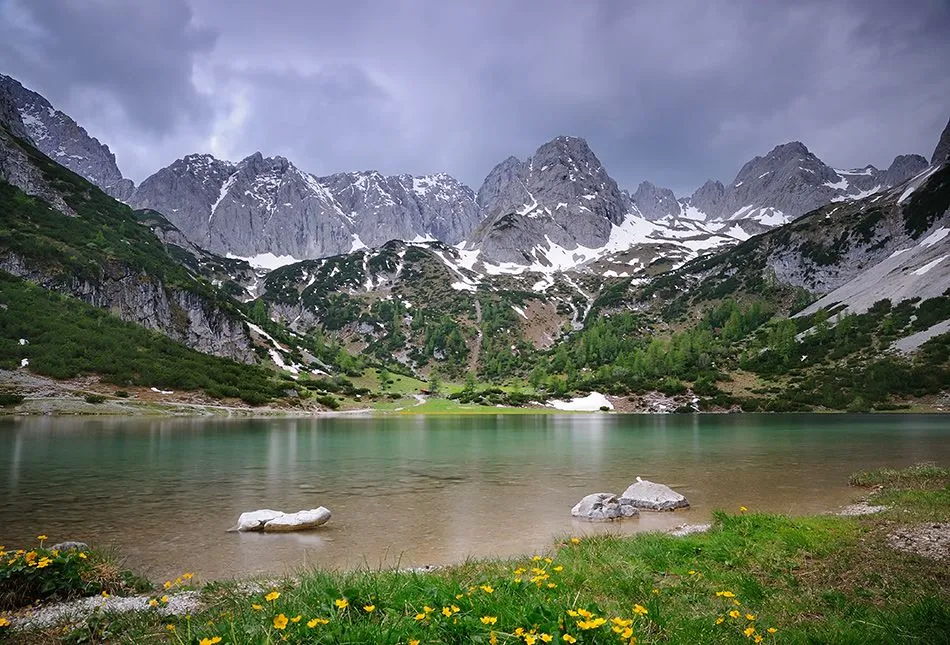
[1,0,948,196]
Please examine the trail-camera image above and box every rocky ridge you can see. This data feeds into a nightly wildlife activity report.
[0,74,134,200]
[129,153,481,261]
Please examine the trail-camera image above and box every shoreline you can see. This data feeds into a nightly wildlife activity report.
[4,464,948,642]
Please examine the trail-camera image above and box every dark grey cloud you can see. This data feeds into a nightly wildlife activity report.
[1,0,948,196]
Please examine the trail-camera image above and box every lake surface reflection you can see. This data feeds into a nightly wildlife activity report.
[2,413,948,581]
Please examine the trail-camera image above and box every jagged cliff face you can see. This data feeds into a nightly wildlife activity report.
[130,154,481,260]
[0,252,255,362]
[932,117,950,167]
[0,75,134,200]
[470,136,629,265]
[0,123,256,363]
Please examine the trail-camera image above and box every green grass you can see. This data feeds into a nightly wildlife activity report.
[849,463,950,487]
[390,398,560,415]
[7,465,950,643]
[0,273,284,405]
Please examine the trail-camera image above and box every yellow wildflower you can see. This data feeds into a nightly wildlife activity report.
[739,506,748,512]
[745,613,756,621]
[515,628,525,636]
[37,535,48,541]
[544,557,552,563]
[265,591,280,602]
[0,617,9,628]
[414,613,426,621]
[410,641,421,645]
[451,605,460,613]
[182,572,194,580]
[532,555,542,561]
[743,626,756,637]
[480,616,498,625]
[767,627,778,634]
[612,618,633,627]
[441,606,453,617]
[563,635,577,643]
[576,609,593,619]
[489,634,498,645]
[570,537,580,545]
[553,565,564,572]
[290,615,302,623]
[308,617,329,627]
[547,582,557,588]
[688,570,696,575]
[251,603,263,611]
[481,584,494,593]
[148,599,158,607]
[621,627,634,639]
[199,638,222,645]
[633,604,648,616]
[36,558,51,569]
[164,581,173,589]
[78,552,87,559]
[335,598,349,609]
[540,635,553,643]
[514,567,526,575]
[525,635,537,645]
[101,591,110,598]
[273,613,289,630]
[363,604,375,612]
[754,636,763,644]
[567,610,579,617]
[716,591,736,598]
[716,616,725,625]
[729,610,741,619]
[165,624,176,631]
[160,596,169,604]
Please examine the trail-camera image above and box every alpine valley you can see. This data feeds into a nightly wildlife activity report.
[1,72,948,414]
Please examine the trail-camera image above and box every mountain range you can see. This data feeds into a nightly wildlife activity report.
[1,70,948,413]
[0,74,932,275]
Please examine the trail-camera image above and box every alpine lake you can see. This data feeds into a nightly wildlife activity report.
[2,413,948,582]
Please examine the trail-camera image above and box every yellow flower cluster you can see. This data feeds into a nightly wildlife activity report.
[714,590,779,641]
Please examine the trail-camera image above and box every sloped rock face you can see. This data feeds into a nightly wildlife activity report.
[0,125,74,215]
[0,74,133,200]
[0,252,255,363]
[471,136,630,264]
[131,153,482,260]
[933,117,950,167]
[631,181,682,220]
[571,493,640,521]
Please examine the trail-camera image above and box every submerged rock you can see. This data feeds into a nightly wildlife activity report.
[230,507,331,532]
[620,478,689,511]
[571,493,639,521]
[50,540,89,552]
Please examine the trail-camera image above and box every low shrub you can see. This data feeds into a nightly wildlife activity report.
[0,538,149,610]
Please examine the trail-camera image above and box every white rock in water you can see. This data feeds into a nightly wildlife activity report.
[571,493,639,521]
[230,507,331,532]
[620,479,689,511]
[230,509,284,532]
[261,507,331,532]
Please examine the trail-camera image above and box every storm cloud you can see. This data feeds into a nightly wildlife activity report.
[1,0,948,195]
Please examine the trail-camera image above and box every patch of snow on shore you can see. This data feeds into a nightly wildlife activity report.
[548,391,613,411]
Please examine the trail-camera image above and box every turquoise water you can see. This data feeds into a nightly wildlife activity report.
[1,413,947,581]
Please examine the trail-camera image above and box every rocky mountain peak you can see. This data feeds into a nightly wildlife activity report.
[632,181,682,221]
[933,117,950,166]
[0,74,134,200]
[883,154,929,186]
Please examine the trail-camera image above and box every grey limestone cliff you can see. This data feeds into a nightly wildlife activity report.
[933,117,950,167]
[0,74,134,200]
[130,153,481,260]
[471,136,629,264]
